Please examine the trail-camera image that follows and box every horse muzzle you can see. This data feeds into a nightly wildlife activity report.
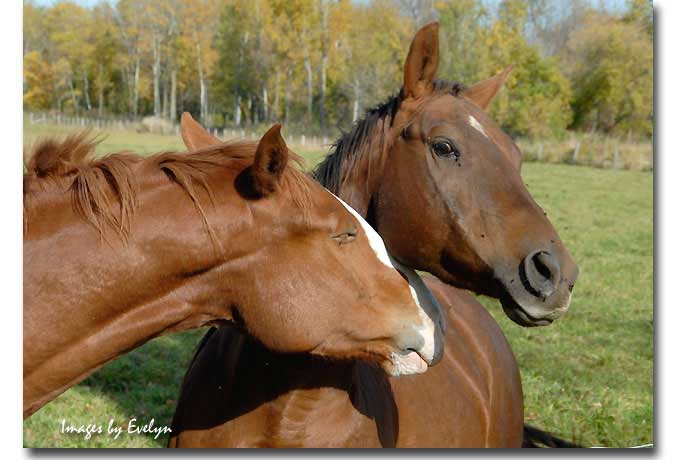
[497,248,579,327]
[392,260,445,373]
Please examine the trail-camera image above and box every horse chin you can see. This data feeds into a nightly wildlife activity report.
[383,351,430,377]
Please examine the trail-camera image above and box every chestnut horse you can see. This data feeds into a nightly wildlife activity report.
[168,23,579,447]
[23,125,445,419]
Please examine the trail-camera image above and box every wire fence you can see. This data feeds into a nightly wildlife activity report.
[27,112,653,170]
[517,136,653,171]
[26,112,332,150]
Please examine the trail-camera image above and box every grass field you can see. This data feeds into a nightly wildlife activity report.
[23,122,653,448]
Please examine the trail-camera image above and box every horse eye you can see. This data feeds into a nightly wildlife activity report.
[331,230,358,245]
[430,140,459,158]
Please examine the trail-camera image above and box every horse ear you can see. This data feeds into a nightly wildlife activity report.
[460,65,513,110]
[403,22,440,99]
[250,124,289,197]
[181,112,222,151]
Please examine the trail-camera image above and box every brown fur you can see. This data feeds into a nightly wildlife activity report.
[168,22,580,448]
[23,126,438,419]
[168,277,522,447]
[24,132,310,242]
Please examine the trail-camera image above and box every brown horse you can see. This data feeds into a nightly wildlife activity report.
[23,125,445,419]
[167,22,579,447]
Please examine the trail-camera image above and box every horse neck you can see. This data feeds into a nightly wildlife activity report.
[22,170,249,418]
[318,112,395,219]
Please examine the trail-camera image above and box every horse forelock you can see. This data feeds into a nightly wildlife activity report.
[23,135,313,244]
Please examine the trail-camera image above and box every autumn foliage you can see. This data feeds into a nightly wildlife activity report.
[23,0,653,139]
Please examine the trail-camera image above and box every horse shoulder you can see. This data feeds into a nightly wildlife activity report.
[388,276,523,447]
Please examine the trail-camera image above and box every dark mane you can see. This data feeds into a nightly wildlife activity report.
[312,92,402,194]
[24,131,310,243]
[312,79,467,195]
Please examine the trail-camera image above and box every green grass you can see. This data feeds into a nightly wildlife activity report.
[23,332,204,448]
[23,122,653,448]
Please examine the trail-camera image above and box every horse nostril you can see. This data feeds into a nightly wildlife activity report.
[521,250,561,300]
[532,251,553,280]
[395,330,425,356]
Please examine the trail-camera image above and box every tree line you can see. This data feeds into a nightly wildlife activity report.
[23,0,653,139]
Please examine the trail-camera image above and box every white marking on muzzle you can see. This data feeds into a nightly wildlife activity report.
[469,115,489,139]
[388,257,444,365]
[330,193,444,374]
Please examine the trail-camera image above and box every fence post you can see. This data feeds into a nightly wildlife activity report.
[301,135,306,146]
[536,143,543,162]
[573,141,580,164]
[614,143,620,169]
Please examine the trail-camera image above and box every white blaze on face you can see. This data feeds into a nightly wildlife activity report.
[332,193,394,269]
[329,192,445,376]
[469,115,489,139]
